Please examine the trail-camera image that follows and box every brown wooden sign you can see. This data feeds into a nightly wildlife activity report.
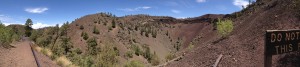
[266,30,300,55]
[265,30,300,67]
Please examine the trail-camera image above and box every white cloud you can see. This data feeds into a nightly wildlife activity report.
[2,22,54,29]
[25,7,48,14]
[171,10,181,14]
[2,23,15,26]
[175,17,187,19]
[233,0,249,9]
[142,6,151,9]
[118,6,151,12]
[0,15,14,23]
[32,22,52,29]
[196,0,206,3]
[0,15,56,29]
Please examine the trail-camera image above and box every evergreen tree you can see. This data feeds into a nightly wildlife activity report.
[112,20,116,28]
[87,38,98,55]
[25,18,33,37]
[93,26,100,34]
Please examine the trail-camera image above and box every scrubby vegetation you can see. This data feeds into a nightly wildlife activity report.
[165,52,176,62]
[80,25,84,30]
[124,60,144,67]
[0,22,22,48]
[86,38,99,55]
[27,13,180,66]
[125,51,133,58]
[140,44,160,66]
[81,32,89,40]
[131,44,141,56]
[216,19,233,37]
[112,19,116,28]
[93,26,100,34]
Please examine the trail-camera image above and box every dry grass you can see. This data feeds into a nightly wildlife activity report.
[33,45,52,56]
[55,56,77,67]
[33,45,77,67]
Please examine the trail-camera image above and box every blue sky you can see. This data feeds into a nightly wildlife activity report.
[0,0,251,29]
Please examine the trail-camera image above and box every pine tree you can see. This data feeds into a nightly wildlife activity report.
[93,26,100,34]
[112,20,116,28]
[25,18,33,37]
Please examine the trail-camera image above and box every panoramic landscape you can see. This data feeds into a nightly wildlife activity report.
[1,0,300,67]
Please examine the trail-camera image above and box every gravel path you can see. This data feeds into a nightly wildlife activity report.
[0,40,38,67]
[0,37,59,67]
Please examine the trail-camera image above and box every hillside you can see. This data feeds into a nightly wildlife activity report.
[167,0,300,67]
[64,13,225,66]
[24,11,224,66]
[2,0,299,67]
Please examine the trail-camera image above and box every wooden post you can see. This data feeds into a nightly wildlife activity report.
[265,31,272,67]
[264,48,272,67]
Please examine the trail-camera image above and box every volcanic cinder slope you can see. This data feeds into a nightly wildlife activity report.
[167,0,300,67]
[64,12,225,66]
[6,0,300,66]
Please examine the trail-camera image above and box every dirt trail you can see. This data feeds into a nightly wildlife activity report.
[0,37,59,67]
[0,39,38,67]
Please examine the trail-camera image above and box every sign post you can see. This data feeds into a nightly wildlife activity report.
[265,30,300,67]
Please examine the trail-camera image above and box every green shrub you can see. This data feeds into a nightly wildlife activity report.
[57,60,64,66]
[50,55,58,60]
[125,51,133,58]
[145,32,149,37]
[165,52,176,62]
[59,22,69,36]
[104,22,107,26]
[80,25,84,30]
[0,26,12,42]
[143,45,152,62]
[30,30,39,42]
[60,36,73,55]
[74,48,82,54]
[124,60,144,67]
[152,30,157,38]
[52,46,63,56]
[41,48,48,55]
[83,56,94,67]
[0,23,16,48]
[134,26,138,31]
[96,45,118,67]
[82,32,89,40]
[36,36,51,47]
[216,19,233,37]
[93,26,100,34]
[188,43,194,51]
[113,47,120,56]
[150,52,160,66]
[11,33,20,42]
[108,26,112,31]
[86,38,98,55]
[166,31,169,36]
[174,41,181,51]
[131,44,141,56]
[112,20,116,28]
